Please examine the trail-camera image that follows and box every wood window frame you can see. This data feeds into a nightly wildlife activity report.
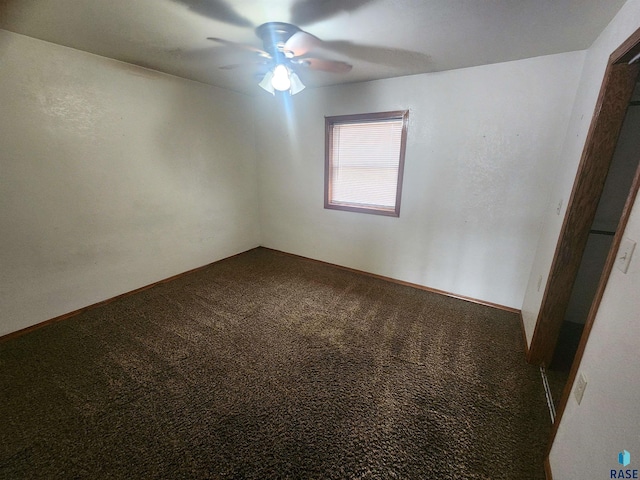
[324,110,409,217]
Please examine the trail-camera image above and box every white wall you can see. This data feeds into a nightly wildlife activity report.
[0,30,260,336]
[541,1,640,478]
[255,52,584,309]
[521,0,640,344]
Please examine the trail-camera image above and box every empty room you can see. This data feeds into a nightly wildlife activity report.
[1,1,639,479]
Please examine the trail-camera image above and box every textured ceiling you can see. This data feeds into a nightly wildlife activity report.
[0,0,628,95]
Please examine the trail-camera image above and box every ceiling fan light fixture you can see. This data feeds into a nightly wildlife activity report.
[289,71,305,95]
[258,70,275,95]
[212,22,350,97]
[271,64,291,91]
[258,64,305,96]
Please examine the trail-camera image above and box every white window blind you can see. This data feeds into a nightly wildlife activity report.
[325,111,408,216]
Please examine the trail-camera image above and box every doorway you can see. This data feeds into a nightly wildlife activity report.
[533,26,640,472]
[527,28,640,368]
[546,79,640,406]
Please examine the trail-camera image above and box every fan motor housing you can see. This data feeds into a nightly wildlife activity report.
[255,22,300,57]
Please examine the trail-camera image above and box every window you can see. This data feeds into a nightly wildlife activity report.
[324,110,409,217]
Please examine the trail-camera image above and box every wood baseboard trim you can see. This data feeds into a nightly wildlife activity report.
[2,246,522,343]
[261,247,521,315]
[0,247,260,343]
[544,456,553,480]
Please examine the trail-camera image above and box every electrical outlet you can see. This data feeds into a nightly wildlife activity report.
[574,373,587,405]
[537,275,543,292]
[556,199,563,215]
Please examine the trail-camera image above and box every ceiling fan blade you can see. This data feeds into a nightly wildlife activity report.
[172,0,253,27]
[284,31,323,57]
[290,0,374,26]
[207,38,271,58]
[322,40,431,69]
[297,57,352,73]
[219,61,268,70]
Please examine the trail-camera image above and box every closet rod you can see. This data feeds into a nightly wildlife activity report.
[589,229,615,236]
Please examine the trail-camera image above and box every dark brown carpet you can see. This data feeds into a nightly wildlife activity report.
[0,247,550,479]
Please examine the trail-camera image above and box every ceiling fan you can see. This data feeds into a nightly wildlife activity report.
[207,22,353,95]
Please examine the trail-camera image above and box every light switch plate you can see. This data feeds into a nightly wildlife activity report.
[574,373,587,405]
[616,238,636,274]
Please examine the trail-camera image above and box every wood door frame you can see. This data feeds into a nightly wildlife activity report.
[527,27,640,367]
[537,26,640,477]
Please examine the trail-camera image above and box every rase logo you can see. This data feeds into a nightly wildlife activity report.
[611,450,638,479]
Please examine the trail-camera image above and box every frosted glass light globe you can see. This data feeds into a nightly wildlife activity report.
[271,64,291,92]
